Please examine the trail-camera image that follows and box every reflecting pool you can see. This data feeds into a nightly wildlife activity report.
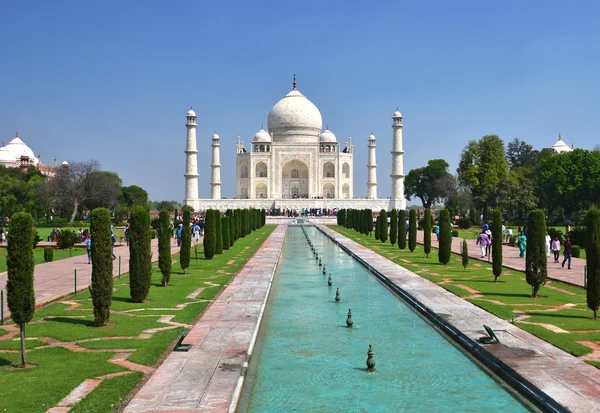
[240,226,532,412]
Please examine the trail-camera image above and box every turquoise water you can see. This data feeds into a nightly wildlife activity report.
[242,227,532,412]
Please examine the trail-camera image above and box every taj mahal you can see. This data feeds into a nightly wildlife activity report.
[183,76,406,212]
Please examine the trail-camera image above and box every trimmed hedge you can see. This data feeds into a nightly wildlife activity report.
[222,216,230,251]
[398,210,407,249]
[492,208,503,282]
[390,209,398,246]
[571,245,581,258]
[585,208,600,319]
[525,209,547,297]
[43,247,54,262]
[408,209,417,252]
[129,205,152,302]
[438,209,451,265]
[180,207,192,273]
[158,209,172,285]
[423,209,431,258]
[204,209,216,260]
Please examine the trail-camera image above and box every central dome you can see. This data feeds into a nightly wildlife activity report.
[267,88,322,143]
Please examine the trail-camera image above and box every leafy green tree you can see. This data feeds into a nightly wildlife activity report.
[215,211,223,254]
[203,209,216,259]
[461,239,469,271]
[89,208,113,326]
[122,185,149,208]
[423,209,431,258]
[222,216,230,251]
[408,209,417,252]
[390,209,398,245]
[438,209,451,265]
[525,210,547,297]
[492,208,503,282]
[129,205,152,302]
[379,210,388,243]
[404,159,453,208]
[6,212,35,366]
[180,207,192,273]
[585,207,600,319]
[457,135,509,220]
[398,210,407,249]
[158,210,172,285]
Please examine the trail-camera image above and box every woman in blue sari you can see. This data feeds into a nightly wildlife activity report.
[518,231,527,258]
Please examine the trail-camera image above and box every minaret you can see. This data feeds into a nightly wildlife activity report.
[184,108,199,203]
[391,109,406,209]
[211,132,221,199]
[367,133,377,199]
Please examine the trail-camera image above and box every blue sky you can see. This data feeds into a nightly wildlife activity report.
[1,0,599,202]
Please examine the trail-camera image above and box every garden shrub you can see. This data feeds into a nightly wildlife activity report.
[509,235,516,247]
[571,245,581,258]
[525,209,547,297]
[89,208,113,326]
[398,210,407,249]
[438,209,451,265]
[451,230,459,237]
[158,210,172,285]
[408,209,417,252]
[570,226,586,247]
[180,207,192,273]
[492,209,503,282]
[585,207,600,319]
[379,210,388,243]
[390,209,397,245]
[423,209,431,258]
[43,247,54,262]
[457,217,471,229]
[129,205,152,302]
[215,210,223,254]
[56,230,79,249]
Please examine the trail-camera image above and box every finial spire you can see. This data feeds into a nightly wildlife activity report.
[293,73,296,89]
[261,124,264,130]
[559,133,562,140]
[16,130,18,137]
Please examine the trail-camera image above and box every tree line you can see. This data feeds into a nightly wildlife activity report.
[0,160,149,226]
[404,135,600,224]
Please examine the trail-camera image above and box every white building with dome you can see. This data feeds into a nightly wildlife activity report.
[551,134,574,153]
[0,132,60,176]
[184,77,406,212]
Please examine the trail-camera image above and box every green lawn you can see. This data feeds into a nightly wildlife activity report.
[0,225,274,413]
[331,226,600,368]
[0,247,87,273]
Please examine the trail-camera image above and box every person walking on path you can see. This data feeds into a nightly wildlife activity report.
[111,233,117,260]
[562,236,573,270]
[551,236,561,263]
[476,230,489,258]
[85,236,92,264]
[518,231,527,258]
[545,231,551,257]
[435,225,440,241]
[485,229,493,257]
[176,224,183,247]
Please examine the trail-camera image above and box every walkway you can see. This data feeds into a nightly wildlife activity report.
[0,239,180,321]
[124,224,287,413]
[417,231,587,288]
[323,225,600,413]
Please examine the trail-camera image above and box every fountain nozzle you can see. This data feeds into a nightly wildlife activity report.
[328,275,332,286]
[366,344,376,371]
[346,309,353,327]
[335,288,340,302]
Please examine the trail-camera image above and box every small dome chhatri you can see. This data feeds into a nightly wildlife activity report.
[4,134,39,165]
[392,109,402,119]
[187,107,196,117]
[320,128,337,143]
[254,128,271,142]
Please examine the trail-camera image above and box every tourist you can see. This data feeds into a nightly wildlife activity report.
[176,224,183,247]
[476,230,489,258]
[545,231,551,257]
[85,236,92,264]
[124,224,130,246]
[551,236,561,263]
[482,221,489,232]
[193,222,200,244]
[435,224,440,241]
[562,236,572,270]
[112,233,117,260]
[518,231,527,258]
[485,230,493,257]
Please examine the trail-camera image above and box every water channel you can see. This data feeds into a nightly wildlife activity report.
[239,226,534,412]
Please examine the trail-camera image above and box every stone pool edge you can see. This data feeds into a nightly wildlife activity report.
[123,224,287,413]
[318,225,600,413]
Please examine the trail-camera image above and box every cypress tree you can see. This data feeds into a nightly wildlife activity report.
[180,207,192,274]
[408,209,417,252]
[462,239,469,271]
[380,209,388,243]
[525,209,547,297]
[492,208,503,282]
[261,209,266,227]
[367,209,373,236]
[226,209,235,247]
[240,209,247,237]
[203,209,216,259]
[390,209,398,245]
[6,212,35,366]
[361,209,367,235]
[423,208,432,258]
[222,216,230,251]
[438,209,452,264]
[374,215,380,240]
[234,209,240,240]
[585,207,600,319]
[89,208,113,326]
[158,209,172,285]
[338,209,345,226]
[129,205,152,302]
[215,210,223,254]
[398,210,407,249]
[251,209,257,231]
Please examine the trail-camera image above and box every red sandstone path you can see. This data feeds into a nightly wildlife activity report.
[416,231,586,287]
[0,239,181,322]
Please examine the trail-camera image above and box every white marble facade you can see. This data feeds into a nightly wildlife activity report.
[234,81,354,201]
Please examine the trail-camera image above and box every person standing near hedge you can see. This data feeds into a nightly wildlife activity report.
[476,230,489,258]
[518,231,527,258]
[545,231,551,257]
[562,236,573,270]
[551,236,561,263]
[85,236,92,264]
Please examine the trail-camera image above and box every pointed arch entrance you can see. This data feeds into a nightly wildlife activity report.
[282,159,309,198]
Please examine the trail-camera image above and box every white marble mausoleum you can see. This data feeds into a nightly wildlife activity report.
[184,77,407,212]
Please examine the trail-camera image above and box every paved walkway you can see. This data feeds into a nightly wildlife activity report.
[324,225,600,413]
[124,225,287,413]
[417,231,587,288]
[0,239,180,321]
